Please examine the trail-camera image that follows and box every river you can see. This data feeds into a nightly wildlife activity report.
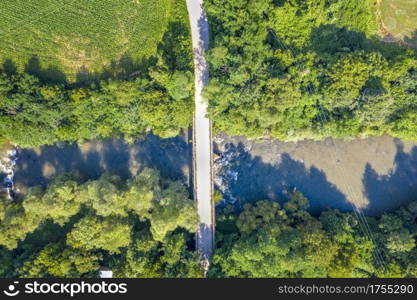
[214,133,417,216]
[13,132,192,196]
[8,133,417,216]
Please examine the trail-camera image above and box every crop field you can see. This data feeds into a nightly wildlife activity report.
[0,0,187,81]
[377,0,417,48]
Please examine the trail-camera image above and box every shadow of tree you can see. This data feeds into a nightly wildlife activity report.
[361,76,387,96]
[24,56,67,85]
[198,223,213,261]
[156,21,193,73]
[14,133,192,194]
[74,54,156,87]
[215,143,349,215]
[2,59,17,76]
[404,29,417,50]
[15,143,100,190]
[362,140,417,216]
[309,24,409,64]
[1,19,192,88]
[197,12,209,51]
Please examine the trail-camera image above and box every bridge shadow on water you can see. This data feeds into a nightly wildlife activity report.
[14,133,192,193]
[217,141,417,216]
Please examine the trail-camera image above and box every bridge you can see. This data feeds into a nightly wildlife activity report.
[186,0,214,272]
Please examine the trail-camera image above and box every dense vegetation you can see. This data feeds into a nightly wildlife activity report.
[204,0,417,141]
[210,192,417,278]
[0,0,179,79]
[0,169,200,277]
[0,26,193,146]
[2,183,416,278]
[2,0,417,279]
[0,0,193,147]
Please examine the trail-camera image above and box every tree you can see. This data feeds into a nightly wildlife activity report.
[204,0,417,141]
[66,215,132,254]
[0,168,200,278]
[283,190,310,214]
[149,181,198,241]
[210,194,417,278]
[79,174,127,217]
[0,11,194,148]
[22,242,102,278]
[125,168,159,219]
[0,203,44,250]
[23,174,82,225]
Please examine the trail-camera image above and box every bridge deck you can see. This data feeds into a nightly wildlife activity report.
[186,0,214,263]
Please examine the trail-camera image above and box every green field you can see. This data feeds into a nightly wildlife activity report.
[0,0,186,81]
[378,0,417,48]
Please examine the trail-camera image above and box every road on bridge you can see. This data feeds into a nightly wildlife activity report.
[186,0,214,267]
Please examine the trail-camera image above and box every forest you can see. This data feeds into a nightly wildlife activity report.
[0,169,200,277]
[210,191,417,278]
[0,179,415,278]
[203,0,417,141]
[0,1,194,147]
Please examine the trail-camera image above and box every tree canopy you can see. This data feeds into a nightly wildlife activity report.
[204,0,417,140]
[210,191,417,278]
[0,9,194,147]
[2,178,416,278]
[0,169,200,278]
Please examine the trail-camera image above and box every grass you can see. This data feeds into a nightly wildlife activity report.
[0,0,188,81]
[377,0,417,48]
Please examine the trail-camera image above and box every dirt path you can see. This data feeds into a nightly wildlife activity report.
[186,0,214,264]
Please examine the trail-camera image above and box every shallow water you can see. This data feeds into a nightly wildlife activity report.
[214,134,417,216]
[14,133,192,195]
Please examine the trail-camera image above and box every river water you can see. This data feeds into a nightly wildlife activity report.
[8,132,417,216]
[214,133,417,216]
[13,133,192,196]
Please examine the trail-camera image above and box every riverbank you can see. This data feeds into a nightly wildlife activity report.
[0,143,18,200]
